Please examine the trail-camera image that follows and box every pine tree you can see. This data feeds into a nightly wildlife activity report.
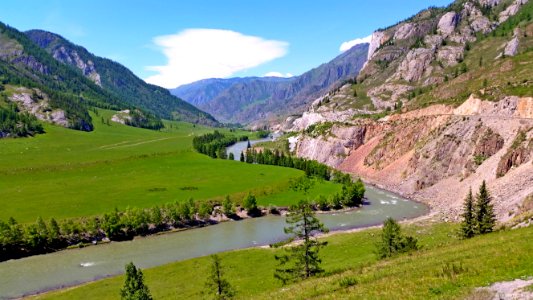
[205,255,235,299]
[376,218,418,259]
[475,180,496,234]
[120,262,152,300]
[274,200,329,284]
[460,188,476,239]
[239,152,245,162]
[228,152,235,160]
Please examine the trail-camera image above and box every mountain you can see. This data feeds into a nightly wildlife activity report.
[172,77,291,108]
[171,43,369,125]
[25,30,218,126]
[285,0,533,222]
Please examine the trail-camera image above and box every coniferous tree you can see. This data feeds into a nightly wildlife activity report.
[475,180,496,234]
[376,218,418,259]
[274,200,328,284]
[205,255,235,300]
[228,152,234,160]
[239,152,245,162]
[120,262,152,300]
[460,188,476,239]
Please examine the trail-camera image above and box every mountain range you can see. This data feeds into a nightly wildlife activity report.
[171,43,369,125]
[0,22,217,137]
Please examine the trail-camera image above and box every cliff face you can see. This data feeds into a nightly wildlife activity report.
[293,97,533,222]
[285,0,533,222]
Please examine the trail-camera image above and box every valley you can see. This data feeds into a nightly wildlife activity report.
[0,0,532,299]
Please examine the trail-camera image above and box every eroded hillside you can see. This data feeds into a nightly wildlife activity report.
[283,0,533,222]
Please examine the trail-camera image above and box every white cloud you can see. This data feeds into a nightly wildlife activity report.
[264,72,293,78]
[339,35,372,52]
[145,29,289,88]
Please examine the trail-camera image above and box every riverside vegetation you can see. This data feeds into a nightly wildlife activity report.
[0,127,364,261]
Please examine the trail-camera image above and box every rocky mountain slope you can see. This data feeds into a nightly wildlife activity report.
[25,30,217,126]
[284,0,533,223]
[171,43,369,125]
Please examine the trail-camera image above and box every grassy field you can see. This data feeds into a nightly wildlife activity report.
[31,222,533,299]
[0,109,339,223]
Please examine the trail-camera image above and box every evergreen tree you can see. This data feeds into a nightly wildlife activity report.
[460,188,476,239]
[475,180,496,234]
[228,152,234,160]
[239,152,245,162]
[205,255,235,299]
[120,262,152,300]
[274,200,329,284]
[376,218,418,259]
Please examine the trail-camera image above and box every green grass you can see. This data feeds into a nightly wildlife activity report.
[0,109,321,223]
[32,223,533,299]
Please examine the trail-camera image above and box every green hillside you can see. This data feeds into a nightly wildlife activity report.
[25,30,218,126]
[0,110,340,223]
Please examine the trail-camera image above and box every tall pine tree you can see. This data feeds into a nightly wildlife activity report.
[120,262,152,300]
[460,188,476,239]
[475,180,496,234]
[274,200,328,284]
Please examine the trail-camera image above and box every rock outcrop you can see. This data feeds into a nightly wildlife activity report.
[10,89,69,127]
[290,97,533,222]
[52,46,101,86]
[438,12,460,36]
[395,48,434,82]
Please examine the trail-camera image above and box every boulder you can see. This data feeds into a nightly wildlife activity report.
[395,48,434,82]
[394,23,416,40]
[504,36,520,56]
[437,46,464,67]
[438,12,460,36]
[499,0,529,23]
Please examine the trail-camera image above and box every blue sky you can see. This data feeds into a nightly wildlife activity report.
[1,0,451,88]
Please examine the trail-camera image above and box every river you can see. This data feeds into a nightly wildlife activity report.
[226,136,273,161]
[0,138,427,299]
[0,185,426,299]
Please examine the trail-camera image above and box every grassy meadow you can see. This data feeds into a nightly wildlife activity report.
[0,109,338,223]
[31,222,533,299]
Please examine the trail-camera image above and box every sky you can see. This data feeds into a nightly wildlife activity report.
[1,0,452,88]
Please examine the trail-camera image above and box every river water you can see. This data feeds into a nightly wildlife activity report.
[0,138,427,299]
[226,136,272,161]
[0,185,426,299]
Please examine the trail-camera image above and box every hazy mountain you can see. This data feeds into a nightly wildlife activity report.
[171,43,369,125]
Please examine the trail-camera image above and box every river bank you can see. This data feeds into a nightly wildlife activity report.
[0,184,427,300]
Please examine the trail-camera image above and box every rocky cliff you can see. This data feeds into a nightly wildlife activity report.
[284,0,533,222]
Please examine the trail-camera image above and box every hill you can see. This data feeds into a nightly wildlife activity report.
[25,29,218,126]
[0,22,218,138]
[171,43,369,125]
[284,0,533,223]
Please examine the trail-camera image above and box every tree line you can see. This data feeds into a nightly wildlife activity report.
[0,103,44,137]
[0,198,242,262]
